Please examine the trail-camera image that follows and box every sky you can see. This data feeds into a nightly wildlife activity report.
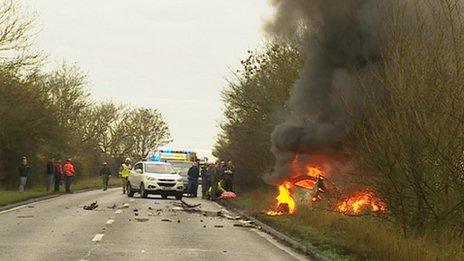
[22,0,273,159]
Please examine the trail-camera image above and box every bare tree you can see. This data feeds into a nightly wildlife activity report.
[0,0,41,70]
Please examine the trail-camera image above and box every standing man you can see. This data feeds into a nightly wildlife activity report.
[18,156,30,192]
[224,160,235,192]
[100,161,112,191]
[209,161,221,201]
[54,159,63,192]
[119,158,131,194]
[63,159,75,193]
[201,164,211,199]
[187,162,200,197]
[46,158,55,191]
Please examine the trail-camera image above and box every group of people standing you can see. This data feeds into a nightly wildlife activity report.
[186,160,235,200]
[19,156,75,193]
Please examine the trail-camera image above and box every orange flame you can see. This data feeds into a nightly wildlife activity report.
[337,191,387,215]
[306,166,323,178]
[294,166,323,189]
[266,182,296,216]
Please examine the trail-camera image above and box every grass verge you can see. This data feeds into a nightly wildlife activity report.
[228,188,464,261]
[0,177,120,207]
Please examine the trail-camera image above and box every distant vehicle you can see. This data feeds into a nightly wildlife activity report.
[126,161,184,199]
[151,150,198,192]
[169,161,193,190]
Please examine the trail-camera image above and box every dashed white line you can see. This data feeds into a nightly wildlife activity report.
[106,219,114,225]
[92,234,104,242]
[115,209,122,214]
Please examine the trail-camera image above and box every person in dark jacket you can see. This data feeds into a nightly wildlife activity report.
[100,161,112,191]
[209,162,221,201]
[54,159,63,192]
[223,160,235,192]
[201,164,212,199]
[46,158,55,191]
[18,156,31,192]
[187,162,200,197]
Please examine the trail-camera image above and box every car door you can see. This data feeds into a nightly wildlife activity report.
[132,163,144,189]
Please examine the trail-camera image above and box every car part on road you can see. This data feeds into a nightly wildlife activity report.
[83,201,98,210]
[118,203,130,209]
[180,199,201,208]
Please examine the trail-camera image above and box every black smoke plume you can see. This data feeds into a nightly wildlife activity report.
[264,0,389,184]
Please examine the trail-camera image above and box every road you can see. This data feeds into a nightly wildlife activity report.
[0,188,308,261]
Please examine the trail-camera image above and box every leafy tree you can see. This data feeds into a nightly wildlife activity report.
[123,108,172,160]
[215,44,304,187]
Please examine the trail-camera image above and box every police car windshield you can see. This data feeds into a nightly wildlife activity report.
[145,164,176,174]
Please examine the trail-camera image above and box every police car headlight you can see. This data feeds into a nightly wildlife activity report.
[146,177,156,181]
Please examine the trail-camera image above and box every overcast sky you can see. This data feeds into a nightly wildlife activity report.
[22,0,272,158]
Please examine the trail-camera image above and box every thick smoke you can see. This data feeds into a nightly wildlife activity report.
[265,0,389,184]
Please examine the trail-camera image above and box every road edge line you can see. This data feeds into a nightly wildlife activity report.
[0,186,118,213]
[215,201,329,261]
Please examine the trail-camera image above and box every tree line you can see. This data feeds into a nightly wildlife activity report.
[0,0,171,189]
[215,0,464,237]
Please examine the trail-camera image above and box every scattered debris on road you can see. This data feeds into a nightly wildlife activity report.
[180,199,201,208]
[83,201,98,210]
[214,225,224,228]
[107,204,117,209]
[135,217,149,222]
[161,218,173,222]
[27,205,34,208]
[233,221,257,228]
[118,203,130,209]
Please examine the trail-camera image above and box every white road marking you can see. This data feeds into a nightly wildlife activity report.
[92,234,104,242]
[123,203,130,207]
[130,199,135,202]
[106,219,114,225]
[115,209,122,214]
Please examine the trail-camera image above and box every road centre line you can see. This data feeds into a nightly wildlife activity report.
[115,209,122,214]
[106,219,114,225]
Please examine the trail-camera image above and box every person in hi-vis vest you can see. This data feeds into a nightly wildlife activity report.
[119,158,132,194]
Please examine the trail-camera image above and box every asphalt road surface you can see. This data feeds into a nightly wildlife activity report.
[0,188,309,261]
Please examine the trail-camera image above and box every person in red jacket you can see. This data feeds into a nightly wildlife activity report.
[63,159,75,193]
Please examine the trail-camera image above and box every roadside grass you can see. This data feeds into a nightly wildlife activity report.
[0,177,120,206]
[230,188,464,261]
